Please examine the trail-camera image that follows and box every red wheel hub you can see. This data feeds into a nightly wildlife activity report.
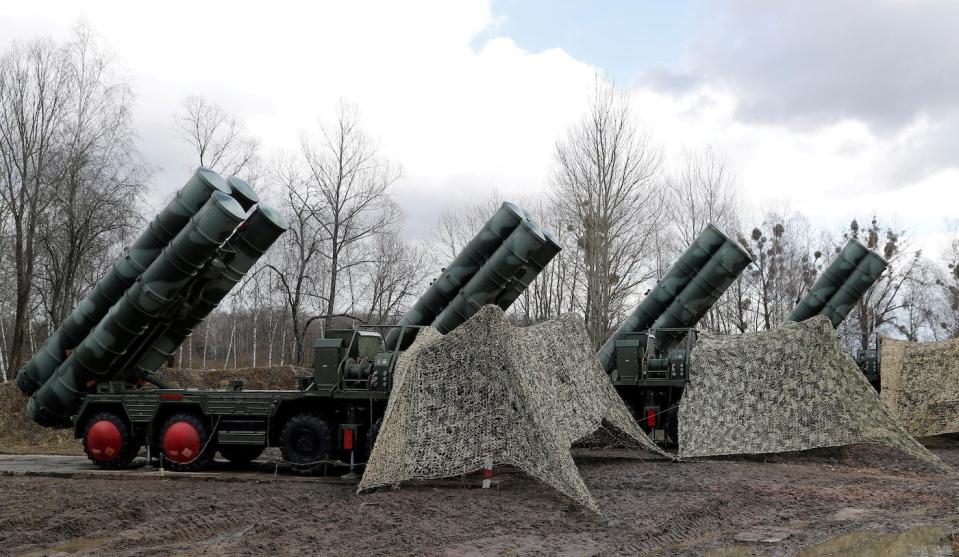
[163,421,202,463]
[87,420,122,462]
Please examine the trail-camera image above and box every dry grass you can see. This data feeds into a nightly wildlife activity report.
[0,382,78,455]
[153,365,310,390]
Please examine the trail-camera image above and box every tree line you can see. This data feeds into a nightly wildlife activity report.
[1,27,957,381]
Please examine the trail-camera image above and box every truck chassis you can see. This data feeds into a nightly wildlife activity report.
[74,327,403,473]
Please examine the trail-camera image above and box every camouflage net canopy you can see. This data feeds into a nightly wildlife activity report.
[679,316,944,470]
[359,305,668,511]
[881,336,959,437]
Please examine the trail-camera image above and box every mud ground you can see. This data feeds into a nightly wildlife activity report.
[1,437,958,556]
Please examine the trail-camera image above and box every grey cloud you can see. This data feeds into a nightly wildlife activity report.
[688,0,959,132]
[636,0,959,191]
[637,65,703,94]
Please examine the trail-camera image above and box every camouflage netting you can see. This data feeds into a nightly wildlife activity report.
[881,336,959,437]
[358,305,669,511]
[679,316,945,470]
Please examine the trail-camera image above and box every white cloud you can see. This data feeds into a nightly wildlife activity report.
[630,83,957,256]
[0,0,597,237]
[0,0,954,255]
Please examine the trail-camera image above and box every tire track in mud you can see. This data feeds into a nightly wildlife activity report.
[0,441,957,556]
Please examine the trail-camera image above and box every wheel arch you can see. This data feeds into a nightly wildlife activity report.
[269,397,333,446]
[74,402,131,439]
[150,402,209,433]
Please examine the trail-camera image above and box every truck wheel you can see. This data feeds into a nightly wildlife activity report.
[279,413,331,473]
[219,445,265,466]
[82,411,139,469]
[160,413,215,472]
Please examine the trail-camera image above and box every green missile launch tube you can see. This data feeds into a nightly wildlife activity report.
[227,176,259,211]
[494,228,562,310]
[16,167,230,395]
[651,234,754,350]
[384,202,526,351]
[597,224,752,372]
[431,219,548,334]
[27,192,246,427]
[787,239,887,327]
[125,203,289,379]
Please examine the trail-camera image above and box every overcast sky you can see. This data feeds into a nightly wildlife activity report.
[1,0,957,253]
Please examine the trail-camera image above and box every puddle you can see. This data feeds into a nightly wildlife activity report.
[705,546,751,557]
[797,525,954,557]
[735,525,797,543]
[18,536,109,556]
[708,525,955,557]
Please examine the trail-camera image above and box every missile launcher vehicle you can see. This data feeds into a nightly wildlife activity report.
[18,184,560,473]
[601,231,889,444]
[598,224,754,443]
[786,238,888,390]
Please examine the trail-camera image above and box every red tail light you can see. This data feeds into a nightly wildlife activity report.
[343,428,354,450]
[645,409,657,428]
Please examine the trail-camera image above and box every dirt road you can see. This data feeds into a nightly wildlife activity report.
[1,439,958,556]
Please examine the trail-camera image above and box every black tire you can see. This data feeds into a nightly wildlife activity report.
[159,413,215,472]
[82,411,139,469]
[279,413,331,473]
[218,445,265,466]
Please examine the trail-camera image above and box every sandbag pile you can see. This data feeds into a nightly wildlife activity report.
[679,316,944,469]
[358,305,668,511]
[881,336,959,437]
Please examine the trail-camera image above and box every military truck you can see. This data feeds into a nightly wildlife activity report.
[600,231,889,443]
[17,173,561,473]
[786,238,888,390]
[597,224,754,443]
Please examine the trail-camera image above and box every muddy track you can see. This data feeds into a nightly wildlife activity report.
[2,438,959,556]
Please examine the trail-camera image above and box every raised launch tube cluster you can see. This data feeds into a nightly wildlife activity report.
[597,224,754,372]
[384,202,562,352]
[16,168,289,428]
[787,238,888,328]
[15,169,889,431]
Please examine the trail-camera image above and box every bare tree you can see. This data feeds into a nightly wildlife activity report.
[265,156,329,364]
[35,26,146,328]
[0,182,8,381]
[893,258,940,341]
[0,37,70,373]
[840,218,922,350]
[549,77,664,347]
[364,229,430,324]
[176,95,260,179]
[667,146,739,246]
[299,102,400,331]
[740,214,822,331]
[429,191,503,263]
[934,226,959,338]
[665,146,743,334]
